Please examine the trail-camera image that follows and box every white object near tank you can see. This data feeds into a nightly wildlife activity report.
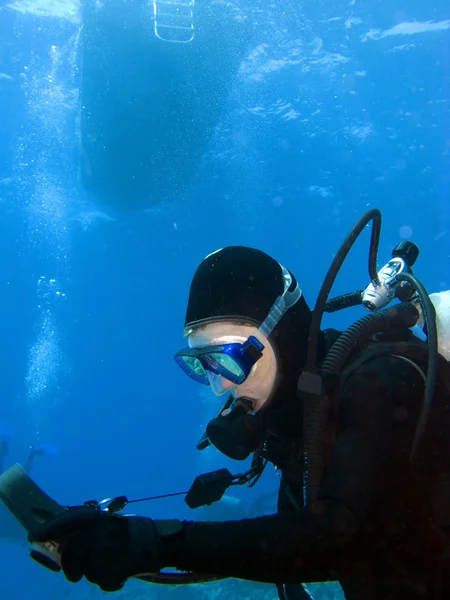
[416,291,450,361]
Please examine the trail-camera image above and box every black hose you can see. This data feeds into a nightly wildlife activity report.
[305,209,382,371]
[368,215,381,281]
[324,291,363,313]
[395,274,438,460]
[302,209,382,507]
[321,303,419,374]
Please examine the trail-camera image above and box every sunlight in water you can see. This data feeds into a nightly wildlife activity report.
[6,0,80,22]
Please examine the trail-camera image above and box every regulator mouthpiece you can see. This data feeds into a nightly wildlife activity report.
[205,398,266,461]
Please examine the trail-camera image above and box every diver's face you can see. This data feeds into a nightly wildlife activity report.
[188,322,278,412]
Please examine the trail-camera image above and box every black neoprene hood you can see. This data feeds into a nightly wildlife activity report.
[184,246,299,329]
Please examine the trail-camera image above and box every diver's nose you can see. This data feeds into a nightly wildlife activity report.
[207,371,236,396]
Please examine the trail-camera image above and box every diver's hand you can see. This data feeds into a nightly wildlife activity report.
[33,504,160,591]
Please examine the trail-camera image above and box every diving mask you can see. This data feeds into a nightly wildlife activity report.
[175,336,264,388]
[174,266,302,389]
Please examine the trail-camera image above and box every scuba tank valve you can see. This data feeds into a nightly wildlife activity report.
[362,240,420,311]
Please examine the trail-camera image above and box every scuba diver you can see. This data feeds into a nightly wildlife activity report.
[10,210,450,598]
[0,426,58,478]
[0,424,14,475]
[23,443,60,475]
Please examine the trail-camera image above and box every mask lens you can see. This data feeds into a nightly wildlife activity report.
[208,352,245,381]
[175,355,208,383]
[175,341,254,386]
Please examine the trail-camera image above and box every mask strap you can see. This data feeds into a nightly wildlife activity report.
[258,266,302,338]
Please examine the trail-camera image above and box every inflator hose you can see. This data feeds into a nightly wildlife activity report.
[301,209,382,507]
[305,209,382,371]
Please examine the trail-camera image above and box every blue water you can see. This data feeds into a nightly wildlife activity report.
[0,1,449,599]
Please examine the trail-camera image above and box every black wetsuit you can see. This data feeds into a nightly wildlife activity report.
[162,349,450,599]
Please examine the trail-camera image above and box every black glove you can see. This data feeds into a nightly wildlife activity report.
[32,504,161,592]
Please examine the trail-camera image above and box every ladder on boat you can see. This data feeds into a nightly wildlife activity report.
[152,0,195,43]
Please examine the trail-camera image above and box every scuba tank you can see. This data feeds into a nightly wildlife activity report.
[416,291,450,362]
